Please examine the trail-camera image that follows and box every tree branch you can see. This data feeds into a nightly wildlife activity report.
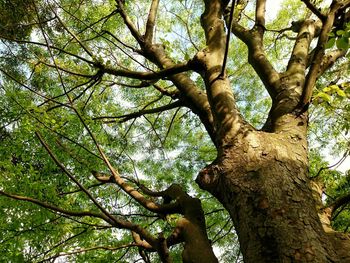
[35,131,117,224]
[0,190,111,223]
[50,8,96,60]
[115,0,215,143]
[93,100,184,123]
[144,0,160,44]
[100,62,190,80]
[287,19,319,75]
[0,36,95,65]
[318,49,347,77]
[230,11,280,98]
[255,0,266,29]
[194,0,250,146]
[39,244,138,263]
[219,0,236,78]
[115,0,144,46]
[329,193,350,216]
[298,1,346,111]
[301,0,326,21]
[71,106,182,215]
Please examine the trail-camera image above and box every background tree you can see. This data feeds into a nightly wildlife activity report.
[0,0,350,262]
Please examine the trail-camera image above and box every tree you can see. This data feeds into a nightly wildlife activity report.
[0,0,350,262]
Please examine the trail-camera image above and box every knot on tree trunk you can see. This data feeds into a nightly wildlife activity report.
[196,164,222,191]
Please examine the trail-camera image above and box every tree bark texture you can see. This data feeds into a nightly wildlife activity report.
[196,124,350,262]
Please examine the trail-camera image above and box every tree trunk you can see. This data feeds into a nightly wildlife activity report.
[196,125,341,262]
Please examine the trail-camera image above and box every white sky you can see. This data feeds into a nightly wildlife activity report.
[266,0,284,20]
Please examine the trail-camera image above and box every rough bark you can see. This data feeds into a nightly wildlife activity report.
[196,122,346,262]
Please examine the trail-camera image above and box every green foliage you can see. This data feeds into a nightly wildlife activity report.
[327,23,350,51]
[0,0,349,261]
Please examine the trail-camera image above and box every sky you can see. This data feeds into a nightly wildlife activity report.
[266,0,283,20]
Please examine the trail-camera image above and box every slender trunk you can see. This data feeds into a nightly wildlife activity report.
[197,127,339,262]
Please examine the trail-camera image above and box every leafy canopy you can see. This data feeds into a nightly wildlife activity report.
[0,0,349,262]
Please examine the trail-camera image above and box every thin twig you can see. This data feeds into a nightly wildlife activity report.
[219,0,236,78]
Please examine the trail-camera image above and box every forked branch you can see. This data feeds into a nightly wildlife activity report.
[301,0,327,21]
[298,1,348,111]
[229,2,280,98]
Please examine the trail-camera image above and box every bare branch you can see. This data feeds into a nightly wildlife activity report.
[287,19,320,75]
[93,100,184,123]
[301,0,326,21]
[255,0,266,28]
[0,36,95,65]
[219,0,236,78]
[39,244,138,263]
[0,68,71,109]
[298,1,346,111]
[33,228,88,261]
[37,60,97,78]
[1,188,158,248]
[116,0,144,45]
[144,0,160,44]
[0,190,111,222]
[35,131,117,224]
[50,7,95,59]
[318,49,347,77]
[230,11,280,98]
[100,62,190,80]
[59,183,106,196]
[329,193,350,216]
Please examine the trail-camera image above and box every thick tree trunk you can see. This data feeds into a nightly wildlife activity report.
[197,126,341,262]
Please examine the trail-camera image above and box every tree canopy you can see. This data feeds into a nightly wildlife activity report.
[0,0,350,262]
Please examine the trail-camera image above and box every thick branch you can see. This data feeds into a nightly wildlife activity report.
[301,0,327,21]
[144,0,160,44]
[255,0,266,28]
[201,0,226,49]
[196,0,251,146]
[230,19,280,98]
[141,47,216,143]
[115,0,215,143]
[328,193,350,215]
[298,1,346,110]
[100,62,190,80]
[115,0,144,45]
[287,19,319,75]
[318,49,347,77]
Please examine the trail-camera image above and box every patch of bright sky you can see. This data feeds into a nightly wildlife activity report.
[265,0,284,21]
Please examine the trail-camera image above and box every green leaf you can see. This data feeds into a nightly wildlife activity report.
[325,37,336,49]
[336,30,345,36]
[336,89,346,98]
[315,92,332,102]
[336,37,349,50]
